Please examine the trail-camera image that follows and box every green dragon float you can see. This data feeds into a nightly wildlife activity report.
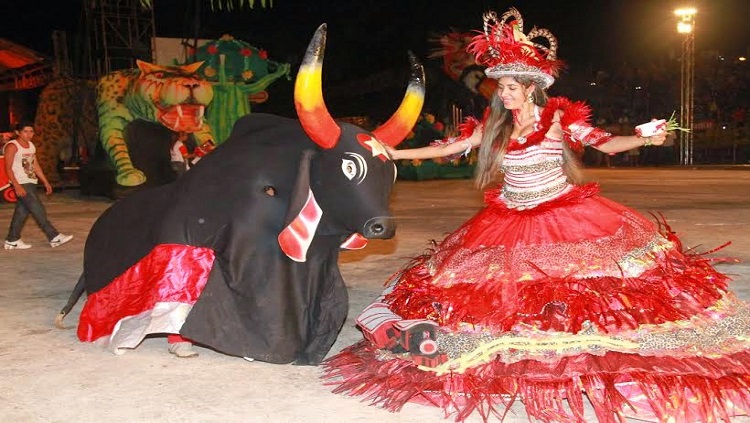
[96,34,290,187]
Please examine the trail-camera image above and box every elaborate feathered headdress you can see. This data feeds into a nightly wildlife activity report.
[467,7,563,88]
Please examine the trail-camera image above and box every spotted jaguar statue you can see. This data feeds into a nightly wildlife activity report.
[96,60,215,186]
[31,78,98,187]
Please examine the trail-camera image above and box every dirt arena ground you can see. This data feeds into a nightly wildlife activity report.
[1,167,749,422]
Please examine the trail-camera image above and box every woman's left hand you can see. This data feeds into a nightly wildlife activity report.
[645,130,668,146]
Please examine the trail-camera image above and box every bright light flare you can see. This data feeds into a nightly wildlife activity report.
[677,22,693,33]
[675,8,696,34]
[674,8,697,17]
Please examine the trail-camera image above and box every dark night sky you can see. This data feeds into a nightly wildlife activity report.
[3,0,749,70]
[1,0,748,117]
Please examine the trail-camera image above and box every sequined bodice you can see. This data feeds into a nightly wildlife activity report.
[500,137,571,209]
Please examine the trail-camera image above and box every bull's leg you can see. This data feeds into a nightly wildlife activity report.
[54,274,86,329]
[295,267,350,366]
[167,334,198,358]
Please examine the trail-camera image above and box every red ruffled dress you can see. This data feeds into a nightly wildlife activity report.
[323,98,750,422]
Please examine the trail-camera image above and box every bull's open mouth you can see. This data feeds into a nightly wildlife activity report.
[157,104,206,132]
[340,233,368,250]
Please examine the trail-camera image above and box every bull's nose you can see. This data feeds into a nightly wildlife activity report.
[362,217,396,239]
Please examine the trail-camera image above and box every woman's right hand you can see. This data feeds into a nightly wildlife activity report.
[384,144,400,161]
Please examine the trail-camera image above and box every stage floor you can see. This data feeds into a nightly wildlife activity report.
[2,167,749,422]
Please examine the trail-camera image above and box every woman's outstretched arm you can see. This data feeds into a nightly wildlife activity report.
[386,126,483,160]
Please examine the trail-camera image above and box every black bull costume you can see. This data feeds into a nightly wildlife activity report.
[56,24,426,365]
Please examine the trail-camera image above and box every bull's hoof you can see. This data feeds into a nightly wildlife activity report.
[115,169,146,187]
[54,312,71,329]
[168,341,199,358]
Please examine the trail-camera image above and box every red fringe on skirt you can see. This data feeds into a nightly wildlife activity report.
[323,343,750,422]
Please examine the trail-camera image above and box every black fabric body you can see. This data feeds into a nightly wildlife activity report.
[81,113,397,365]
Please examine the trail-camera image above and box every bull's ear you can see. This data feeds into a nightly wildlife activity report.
[278,150,323,262]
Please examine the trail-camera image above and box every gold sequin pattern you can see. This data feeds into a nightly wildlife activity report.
[425,215,665,285]
[616,234,674,276]
[502,179,569,202]
[423,296,750,374]
[636,296,750,355]
[434,321,634,363]
[502,158,564,173]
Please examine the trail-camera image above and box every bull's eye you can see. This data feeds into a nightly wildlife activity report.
[342,152,367,184]
[341,159,357,180]
[263,185,277,196]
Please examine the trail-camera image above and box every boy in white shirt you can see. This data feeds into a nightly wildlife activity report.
[3,123,73,249]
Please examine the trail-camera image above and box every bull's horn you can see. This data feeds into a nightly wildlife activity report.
[372,52,426,147]
[294,24,341,149]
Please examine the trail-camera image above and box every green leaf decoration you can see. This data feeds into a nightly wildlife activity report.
[666,111,691,133]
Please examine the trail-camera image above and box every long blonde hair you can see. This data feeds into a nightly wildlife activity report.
[474,77,583,189]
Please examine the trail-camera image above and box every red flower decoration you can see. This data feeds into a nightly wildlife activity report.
[258,49,268,60]
[434,122,445,132]
[207,44,219,55]
[240,48,253,57]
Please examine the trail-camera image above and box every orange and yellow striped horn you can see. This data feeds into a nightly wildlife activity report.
[372,52,426,147]
[294,24,341,149]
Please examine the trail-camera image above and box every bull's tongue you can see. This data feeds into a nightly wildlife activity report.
[340,233,368,250]
[158,104,205,132]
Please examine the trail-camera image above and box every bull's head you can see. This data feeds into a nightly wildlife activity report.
[278,24,425,262]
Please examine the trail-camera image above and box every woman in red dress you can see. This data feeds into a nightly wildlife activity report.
[323,8,750,422]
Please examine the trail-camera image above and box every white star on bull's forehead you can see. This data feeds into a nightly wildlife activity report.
[363,137,388,157]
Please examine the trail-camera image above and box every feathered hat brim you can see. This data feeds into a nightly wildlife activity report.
[467,9,563,88]
[484,66,556,88]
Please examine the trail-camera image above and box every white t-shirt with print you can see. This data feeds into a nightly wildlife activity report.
[3,140,37,184]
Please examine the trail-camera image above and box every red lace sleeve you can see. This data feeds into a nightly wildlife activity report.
[553,98,613,151]
[456,116,482,141]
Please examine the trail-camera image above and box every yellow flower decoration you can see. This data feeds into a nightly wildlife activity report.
[220,34,234,41]
[204,66,217,77]
[424,113,435,124]
[242,70,255,80]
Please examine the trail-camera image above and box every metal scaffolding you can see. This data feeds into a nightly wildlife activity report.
[85,0,156,77]
[676,9,696,166]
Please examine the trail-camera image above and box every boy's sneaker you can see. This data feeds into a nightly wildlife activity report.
[49,234,73,248]
[4,239,32,250]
